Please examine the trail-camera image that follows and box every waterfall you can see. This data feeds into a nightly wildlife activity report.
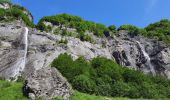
[136,41,156,75]
[23,27,28,66]
[9,27,28,80]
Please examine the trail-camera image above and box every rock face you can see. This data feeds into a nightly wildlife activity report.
[1,21,170,99]
[0,22,27,80]
[23,9,34,22]
[0,21,112,99]
[109,30,170,77]
[0,2,10,9]
[24,67,73,100]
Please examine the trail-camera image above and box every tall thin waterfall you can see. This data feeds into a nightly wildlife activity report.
[10,27,28,80]
[136,41,156,75]
[23,27,28,70]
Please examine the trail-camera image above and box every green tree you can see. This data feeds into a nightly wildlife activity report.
[108,25,116,33]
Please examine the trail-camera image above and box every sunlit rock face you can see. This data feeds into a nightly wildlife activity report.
[109,30,170,77]
[1,20,170,99]
[1,21,170,80]
[0,21,27,80]
[0,21,112,99]
[0,2,10,9]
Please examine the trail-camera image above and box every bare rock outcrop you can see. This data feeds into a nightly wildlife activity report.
[0,21,112,99]
[24,67,73,100]
[109,30,170,77]
[0,2,10,9]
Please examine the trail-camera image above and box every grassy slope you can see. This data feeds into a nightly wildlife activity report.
[0,80,27,100]
[71,91,131,100]
[0,80,134,100]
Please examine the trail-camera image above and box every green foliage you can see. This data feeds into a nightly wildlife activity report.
[108,25,117,34]
[37,13,108,37]
[59,38,68,44]
[72,75,96,94]
[0,80,134,100]
[0,9,5,20]
[0,0,11,4]
[0,80,28,100]
[45,25,52,32]
[71,91,131,100]
[61,29,67,36]
[0,4,34,27]
[118,19,170,44]
[145,19,170,43]
[112,81,131,97]
[108,25,116,31]
[118,24,140,37]
[77,32,94,43]
[91,57,123,81]
[51,53,75,81]
[52,53,170,99]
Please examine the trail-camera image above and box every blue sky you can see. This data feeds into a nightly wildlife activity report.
[12,0,170,28]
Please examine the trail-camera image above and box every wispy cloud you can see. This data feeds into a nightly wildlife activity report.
[145,0,158,14]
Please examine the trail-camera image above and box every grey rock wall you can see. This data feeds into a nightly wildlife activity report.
[1,20,170,99]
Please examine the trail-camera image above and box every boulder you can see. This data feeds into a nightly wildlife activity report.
[24,67,73,100]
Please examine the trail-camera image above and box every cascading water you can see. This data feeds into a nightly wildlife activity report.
[9,27,28,80]
[136,41,156,75]
[23,27,28,70]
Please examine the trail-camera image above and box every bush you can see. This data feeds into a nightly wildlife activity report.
[51,53,75,81]
[59,39,68,44]
[108,25,116,33]
[51,53,170,99]
[145,19,170,44]
[77,32,94,43]
[37,13,109,37]
[118,24,140,37]
[112,81,130,97]
[72,75,96,94]
[122,68,150,84]
[61,29,68,36]
[0,9,5,20]
[138,82,158,99]
[94,78,112,96]
[91,57,123,81]
[0,4,34,27]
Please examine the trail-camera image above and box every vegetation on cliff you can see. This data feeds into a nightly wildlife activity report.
[145,19,170,43]
[0,1,34,27]
[37,13,170,44]
[1,0,170,45]
[1,1,170,44]
[37,14,114,37]
[118,19,170,44]
[52,53,170,99]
